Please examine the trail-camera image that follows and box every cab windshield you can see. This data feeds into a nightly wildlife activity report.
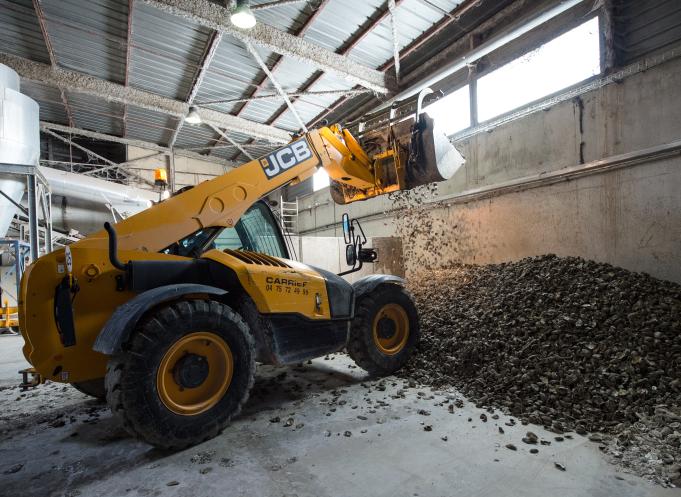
[161,202,288,259]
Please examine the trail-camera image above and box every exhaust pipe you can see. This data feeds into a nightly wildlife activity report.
[103,222,128,271]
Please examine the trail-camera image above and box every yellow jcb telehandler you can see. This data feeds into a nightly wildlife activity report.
[18,95,464,449]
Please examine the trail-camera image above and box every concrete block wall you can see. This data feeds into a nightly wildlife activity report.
[295,55,681,284]
[125,148,228,191]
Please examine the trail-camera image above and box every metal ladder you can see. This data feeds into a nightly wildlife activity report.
[279,196,298,235]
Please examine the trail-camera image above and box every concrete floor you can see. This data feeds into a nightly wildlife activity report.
[0,335,676,497]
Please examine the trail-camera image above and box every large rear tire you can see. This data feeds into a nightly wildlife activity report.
[348,284,420,375]
[105,299,255,450]
[71,378,106,400]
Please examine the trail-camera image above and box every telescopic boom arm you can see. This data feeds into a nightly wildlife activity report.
[75,115,463,256]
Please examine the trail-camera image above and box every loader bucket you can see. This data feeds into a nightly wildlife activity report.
[404,112,465,189]
[327,112,465,205]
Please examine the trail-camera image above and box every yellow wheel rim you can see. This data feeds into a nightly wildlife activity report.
[372,303,410,356]
[156,332,233,416]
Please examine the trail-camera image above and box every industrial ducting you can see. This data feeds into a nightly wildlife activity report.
[39,166,157,234]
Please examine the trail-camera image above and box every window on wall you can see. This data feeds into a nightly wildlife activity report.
[477,17,601,122]
[423,85,470,136]
[313,168,330,191]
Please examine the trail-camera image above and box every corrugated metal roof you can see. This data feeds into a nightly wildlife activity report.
[192,39,275,116]
[273,71,356,129]
[252,0,310,32]
[125,104,178,145]
[244,0,461,131]
[347,0,454,68]
[21,80,69,123]
[209,139,273,162]
[66,91,124,135]
[173,121,220,150]
[0,0,51,63]
[129,1,212,100]
[40,0,128,83]
[616,0,681,64]
[303,0,379,52]
[0,0,510,163]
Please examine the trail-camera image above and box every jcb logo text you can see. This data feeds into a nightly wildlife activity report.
[260,139,313,179]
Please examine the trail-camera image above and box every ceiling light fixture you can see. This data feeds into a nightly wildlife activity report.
[185,106,202,125]
[231,0,256,29]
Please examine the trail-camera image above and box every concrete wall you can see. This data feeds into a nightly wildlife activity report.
[291,236,405,283]
[125,147,228,191]
[295,55,681,283]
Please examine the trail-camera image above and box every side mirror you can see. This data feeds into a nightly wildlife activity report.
[341,213,351,244]
[345,244,357,266]
[337,213,372,277]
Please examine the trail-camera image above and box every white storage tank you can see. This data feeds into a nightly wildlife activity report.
[0,64,40,237]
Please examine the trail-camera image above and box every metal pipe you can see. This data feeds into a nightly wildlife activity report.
[26,175,38,260]
[244,41,308,132]
[168,150,176,192]
[82,152,166,176]
[388,0,401,82]
[207,124,255,161]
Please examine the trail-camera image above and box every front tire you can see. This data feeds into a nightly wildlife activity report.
[105,299,255,450]
[348,284,420,375]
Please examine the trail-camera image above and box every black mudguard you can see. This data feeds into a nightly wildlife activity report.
[352,274,405,300]
[92,284,227,355]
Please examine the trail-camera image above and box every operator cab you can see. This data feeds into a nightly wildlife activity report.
[161,200,376,278]
[161,201,291,260]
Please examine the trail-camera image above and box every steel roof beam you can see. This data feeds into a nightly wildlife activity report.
[32,0,75,128]
[41,127,155,187]
[244,41,307,132]
[141,0,390,94]
[82,152,166,176]
[123,0,135,138]
[264,0,407,132]
[385,0,585,106]
[305,0,486,128]
[388,0,401,83]
[168,30,224,148]
[0,53,291,144]
[40,122,237,167]
[207,123,254,161]
[233,0,331,118]
[251,0,311,11]
[215,0,330,160]
[198,88,371,106]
